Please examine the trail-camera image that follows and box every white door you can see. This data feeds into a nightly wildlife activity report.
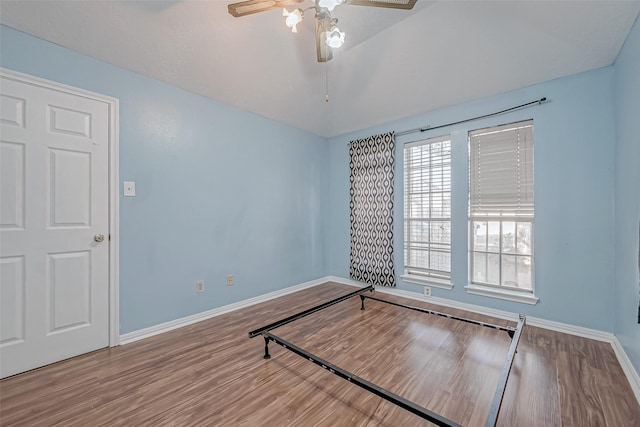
[1,71,111,378]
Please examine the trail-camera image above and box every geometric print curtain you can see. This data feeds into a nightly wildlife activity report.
[349,131,396,287]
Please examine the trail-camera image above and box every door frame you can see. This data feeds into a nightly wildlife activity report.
[1,67,120,347]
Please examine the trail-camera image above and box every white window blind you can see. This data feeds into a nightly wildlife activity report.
[404,135,451,281]
[469,120,534,293]
[469,120,534,217]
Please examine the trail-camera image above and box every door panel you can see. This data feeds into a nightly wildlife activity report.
[0,94,26,128]
[48,251,91,332]
[0,141,25,229]
[0,72,111,378]
[48,104,92,139]
[0,256,25,345]
[49,148,92,227]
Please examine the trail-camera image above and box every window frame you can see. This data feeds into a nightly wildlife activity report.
[468,217,535,290]
[466,120,538,304]
[402,134,453,290]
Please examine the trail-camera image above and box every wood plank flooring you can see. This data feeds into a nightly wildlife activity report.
[1,282,638,426]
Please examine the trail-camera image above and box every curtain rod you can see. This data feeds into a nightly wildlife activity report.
[395,97,547,137]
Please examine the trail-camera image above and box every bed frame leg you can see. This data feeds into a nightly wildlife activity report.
[263,336,271,359]
[360,294,366,310]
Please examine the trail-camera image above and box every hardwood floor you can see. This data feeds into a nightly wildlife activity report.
[1,282,638,426]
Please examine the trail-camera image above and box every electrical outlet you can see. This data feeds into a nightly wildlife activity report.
[227,275,234,286]
[197,280,204,293]
[424,286,431,297]
[123,181,136,197]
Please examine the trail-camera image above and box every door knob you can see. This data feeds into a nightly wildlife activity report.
[94,233,105,243]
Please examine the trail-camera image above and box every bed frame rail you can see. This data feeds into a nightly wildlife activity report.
[361,294,516,334]
[264,332,463,427]
[249,286,525,427]
[248,285,374,338]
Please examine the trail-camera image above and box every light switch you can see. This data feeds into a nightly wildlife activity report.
[123,181,136,197]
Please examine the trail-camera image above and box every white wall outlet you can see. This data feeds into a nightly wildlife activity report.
[424,286,431,297]
[227,275,234,286]
[197,280,204,293]
[123,181,136,197]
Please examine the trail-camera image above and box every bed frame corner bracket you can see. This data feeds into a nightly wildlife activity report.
[518,313,526,324]
[263,335,271,359]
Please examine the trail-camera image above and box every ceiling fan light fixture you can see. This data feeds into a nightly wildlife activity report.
[229,0,417,62]
[326,27,345,48]
[318,0,344,11]
[282,8,303,33]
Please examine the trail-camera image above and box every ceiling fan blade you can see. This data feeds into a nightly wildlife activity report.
[228,0,302,17]
[315,13,333,62]
[344,0,417,10]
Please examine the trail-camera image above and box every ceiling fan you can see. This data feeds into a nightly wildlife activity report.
[228,0,417,62]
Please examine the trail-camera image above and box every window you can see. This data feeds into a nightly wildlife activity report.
[403,135,451,287]
[468,120,537,303]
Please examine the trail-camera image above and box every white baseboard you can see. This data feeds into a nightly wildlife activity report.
[328,275,519,322]
[525,316,615,342]
[327,275,614,340]
[119,277,327,345]
[326,275,639,404]
[120,274,640,405]
[611,337,640,403]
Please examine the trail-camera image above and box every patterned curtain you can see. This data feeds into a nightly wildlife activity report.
[349,131,396,287]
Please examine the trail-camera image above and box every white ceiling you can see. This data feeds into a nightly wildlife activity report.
[1,0,638,137]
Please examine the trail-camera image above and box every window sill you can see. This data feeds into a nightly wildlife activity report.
[401,274,453,290]
[464,284,539,305]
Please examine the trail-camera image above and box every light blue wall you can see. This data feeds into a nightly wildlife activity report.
[613,16,640,372]
[328,67,617,331]
[0,25,328,334]
[1,21,636,357]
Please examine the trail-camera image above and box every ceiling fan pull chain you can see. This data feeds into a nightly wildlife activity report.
[325,61,329,102]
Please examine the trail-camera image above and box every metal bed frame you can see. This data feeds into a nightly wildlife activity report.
[248,285,525,427]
